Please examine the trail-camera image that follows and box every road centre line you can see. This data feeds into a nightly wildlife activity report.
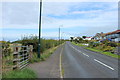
[94,59,114,70]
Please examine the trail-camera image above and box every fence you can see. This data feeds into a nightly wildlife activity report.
[13,45,33,70]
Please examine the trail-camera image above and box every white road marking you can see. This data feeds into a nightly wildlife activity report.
[94,59,114,70]
[82,53,89,57]
[69,44,89,57]
[60,48,63,78]
[69,43,115,71]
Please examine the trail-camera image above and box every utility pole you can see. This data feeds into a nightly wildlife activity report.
[59,27,60,44]
[38,0,42,58]
[59,25,63,44]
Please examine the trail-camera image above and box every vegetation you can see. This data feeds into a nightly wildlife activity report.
[71,39,120,59]
[12,35,63,53]
[29,45,59,63]
[82,36,87,39]
[62,67,64,77]
[2,41,11,57]
[13,35,65,63]
[1,35,65,78]
[85,47,120,59]
[70,37,74,42]
[2,68,37,78]
[88,40,117,52]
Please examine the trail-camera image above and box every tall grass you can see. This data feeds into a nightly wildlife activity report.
[2,68,37,78]
[29,45,59,63]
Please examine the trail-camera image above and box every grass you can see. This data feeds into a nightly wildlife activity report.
[29,45,59,63]
[2,68,37,78]
[2,43,64,79]
[71,42,120,59]
[85,47,120,59]
[62,67,64,77]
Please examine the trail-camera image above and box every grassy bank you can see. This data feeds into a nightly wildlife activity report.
[2,68,37,78]
[85,47,120,59]
[29,44,60,63]
[71,42,120,59]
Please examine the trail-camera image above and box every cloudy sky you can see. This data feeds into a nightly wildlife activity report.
[1,1,118,41]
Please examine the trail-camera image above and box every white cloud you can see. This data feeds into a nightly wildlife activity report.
[71,10,102,14]
[42,10,117,29]
[42,2,79,16]
[2,10,117,30]
[2,2,117,29]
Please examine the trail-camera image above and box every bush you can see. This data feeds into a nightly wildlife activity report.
[105,42,117,47]
[2,41,12,57]
[117,43,120,46]
[83,40,89,43]
[102,46,115,52]
[89,42,100,48]
[12,35,64,53]
[102,40,117,47]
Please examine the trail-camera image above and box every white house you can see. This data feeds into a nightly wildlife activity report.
[83,37,92,40]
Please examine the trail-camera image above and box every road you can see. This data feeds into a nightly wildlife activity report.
[29,41,118,78]
[61,41,118,78]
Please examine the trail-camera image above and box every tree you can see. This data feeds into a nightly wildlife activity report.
[82,36,87,39]
[70,37,74,42]
[79,37,83,43]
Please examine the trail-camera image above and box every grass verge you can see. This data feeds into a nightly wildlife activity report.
[62,67,64,77]
[71,42,120,59]
[29,45,59,63]
[2,68,37,78]
[85,47,120,59]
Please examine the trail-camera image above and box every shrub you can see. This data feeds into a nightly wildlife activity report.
[2,41,12,57]
[83,40,89,43]
[89,42,100,48]
[12,35,64,53]
[102,46,115,52]
[102,40,117,47]
[105,42,117,47]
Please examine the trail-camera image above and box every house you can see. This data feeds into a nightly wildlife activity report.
[92,32,104,40]
[104,30,120,42]
[83,37,92,40]
[92,30,120,42]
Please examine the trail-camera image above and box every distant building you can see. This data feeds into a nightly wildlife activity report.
[92,32,104,40]
[104,30,120,42]
[72,37,80,41]
[92,30,120,42]
[83,37,92,40]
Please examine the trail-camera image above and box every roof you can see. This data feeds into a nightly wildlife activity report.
[104,30,120,35]
[86,37,92,38]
